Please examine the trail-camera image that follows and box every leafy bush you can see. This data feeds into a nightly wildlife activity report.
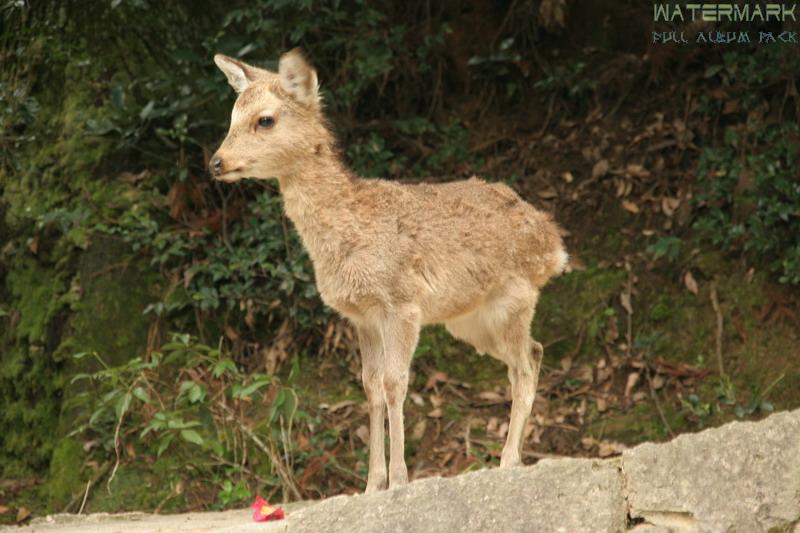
[694,122,800,284]
[68,333,308,503]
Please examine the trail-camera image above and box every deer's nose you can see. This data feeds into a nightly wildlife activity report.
[210,155,223,176]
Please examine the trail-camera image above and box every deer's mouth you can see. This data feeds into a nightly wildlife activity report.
[215,168,244,182]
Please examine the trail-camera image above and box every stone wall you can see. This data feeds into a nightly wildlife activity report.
[12,408,800,533]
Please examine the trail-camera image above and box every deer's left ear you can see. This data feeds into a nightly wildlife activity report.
[278,48,319,108]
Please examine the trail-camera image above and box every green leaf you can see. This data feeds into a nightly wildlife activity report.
[704,64,724,78]
[156,433,175,456]
[231,378,270,399]
[115,391,132,420]
[132,386,150,403]
[139,100,156,120]
[180,429,204,446]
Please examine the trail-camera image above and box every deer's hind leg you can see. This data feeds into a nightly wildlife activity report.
[445,280,542,467]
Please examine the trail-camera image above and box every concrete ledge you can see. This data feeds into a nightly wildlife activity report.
[9,409,800,533]
[288,457,624,532]
[623,409,800,532]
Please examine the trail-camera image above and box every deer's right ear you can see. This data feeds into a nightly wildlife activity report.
[214,54,257,94]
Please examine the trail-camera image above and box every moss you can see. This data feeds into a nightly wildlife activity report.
[535,266,627,362]
[85,461,183,514]
[3,56,113,228]
[648,295,671,322]
[586,401,686,445]
[0,258,68,475]
[46,438,85,509]
[6,258,67,345]
[58,234,157,365]
[414,325,506,385]
[56,234,159,436]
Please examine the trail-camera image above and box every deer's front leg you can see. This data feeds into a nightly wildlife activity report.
[380,306,420,488]
[356,324,387,493]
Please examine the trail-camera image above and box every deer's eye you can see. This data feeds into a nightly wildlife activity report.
[258,116,275,129]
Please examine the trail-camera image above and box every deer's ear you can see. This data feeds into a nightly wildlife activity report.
[278,48,319,107]
[214,54,261,94]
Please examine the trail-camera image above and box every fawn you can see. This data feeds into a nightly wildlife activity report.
[211,49,568,493]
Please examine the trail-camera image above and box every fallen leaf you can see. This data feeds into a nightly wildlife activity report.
[16,507,31,523]
[427,408,443,418]
[27,237,38,255]
[624,372,641,398]
[604,316,619,343]
[326,400,356,413]
[411,419,427,440]
[0,505,8,514]
[624,163,651,178]
[651,375,665,390]
[596,397,608,412]
[223,324,239,341]
[566,254,586,273]
[297,432,311,450]
[537,187,558,199]
[478,391,505,403]
[575,364,594,383]
[409,392,425,407]
[424,371,449,390]
[661,196,680,217]
[429,394,443,408]
[616,179,633,197]
[723,99,740,114]
[355,425,370,445]
[496,421,509,438]
[560,356,573,372]
[620,291,633,315]
[592,159,610,179]
[597,440,626,457]
[622,200,640,213]
[561,171,574,183]
[684,271,699,295]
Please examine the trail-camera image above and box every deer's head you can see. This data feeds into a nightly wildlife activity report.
[211,49,330,182]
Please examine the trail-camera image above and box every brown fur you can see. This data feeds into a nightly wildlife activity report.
[212,49,567,492]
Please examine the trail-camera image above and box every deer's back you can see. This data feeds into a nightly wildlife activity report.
[327,176,565,323]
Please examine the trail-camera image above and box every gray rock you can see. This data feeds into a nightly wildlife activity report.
[9,409,800,533]
[622,409,800,533]
[287,458,625,533]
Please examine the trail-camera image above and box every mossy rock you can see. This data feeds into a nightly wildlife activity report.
[84,461,184,514]
[0,258,69,475]
[56,233,160,432]
[46,437,85,509]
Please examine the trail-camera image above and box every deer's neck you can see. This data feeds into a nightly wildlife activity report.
[277,155,358,263]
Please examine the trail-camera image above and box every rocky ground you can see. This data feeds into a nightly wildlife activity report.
[6,408,799,533]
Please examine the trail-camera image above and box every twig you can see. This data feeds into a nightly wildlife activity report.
[240,423,302,501]
[107,383,137,494]
[209,455,273,486]
[77,480,91,515]
[624,262,633,360]
[463,418,472,458]
[709,281,726,379]
[644,360,674,437]
[63,462,111,514]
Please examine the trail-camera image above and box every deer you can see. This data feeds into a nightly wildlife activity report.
[210,49,568,493]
